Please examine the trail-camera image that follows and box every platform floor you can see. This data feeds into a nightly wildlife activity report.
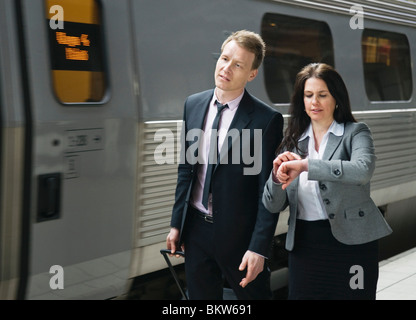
[376,247,416,300]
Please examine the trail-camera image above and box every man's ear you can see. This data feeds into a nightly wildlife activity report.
[248,69,258,82]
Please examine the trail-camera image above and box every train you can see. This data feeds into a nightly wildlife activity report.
[1,0,416,300]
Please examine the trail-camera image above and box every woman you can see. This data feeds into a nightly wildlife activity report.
[262,63,392,299]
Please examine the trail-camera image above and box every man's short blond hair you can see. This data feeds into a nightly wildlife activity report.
[221,30,266,70]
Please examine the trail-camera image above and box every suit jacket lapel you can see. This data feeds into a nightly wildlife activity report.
[187,90,213,130]
[183,90,212,165]
[298,138,309,157]
[322,132,343,160]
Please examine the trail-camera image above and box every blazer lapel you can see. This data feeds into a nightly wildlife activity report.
[187,90,213,130]
[322,132,343,160]
[298,138,309,156]
[183,90,212,165]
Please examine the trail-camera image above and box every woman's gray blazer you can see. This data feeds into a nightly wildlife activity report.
[262,122,392,251]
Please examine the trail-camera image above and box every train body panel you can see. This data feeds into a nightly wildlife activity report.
[0,0,416,299]
[1,0,140,299]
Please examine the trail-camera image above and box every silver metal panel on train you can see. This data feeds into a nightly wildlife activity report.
[17,0,139,299]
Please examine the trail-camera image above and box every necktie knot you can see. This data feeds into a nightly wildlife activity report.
[215,101,228,114]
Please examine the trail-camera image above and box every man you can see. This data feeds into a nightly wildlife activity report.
[166,30,283,300]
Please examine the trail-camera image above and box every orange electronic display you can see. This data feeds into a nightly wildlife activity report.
[45,0,107,103]
[48,21,103,72]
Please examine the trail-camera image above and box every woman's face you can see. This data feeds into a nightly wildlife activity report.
[303,77,336,126]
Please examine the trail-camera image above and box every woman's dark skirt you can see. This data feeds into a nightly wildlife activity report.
[288,219,379,300]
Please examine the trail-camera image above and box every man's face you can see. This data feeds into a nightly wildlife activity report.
[214,40,258,96]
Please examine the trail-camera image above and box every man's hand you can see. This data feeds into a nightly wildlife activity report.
[238,250,265,288]
[166,228,184,257]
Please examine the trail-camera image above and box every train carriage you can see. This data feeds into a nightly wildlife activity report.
[0,0,415,299]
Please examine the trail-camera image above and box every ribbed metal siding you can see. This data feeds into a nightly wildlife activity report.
[356,111,416,190]
[272,0,416,27]
[135,121,182,247]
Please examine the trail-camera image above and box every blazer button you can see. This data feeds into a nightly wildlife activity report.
[320,184,327,191]
[323,199,330,205]
[333,169,341,176]
[359,210,365,217]
[328,213,335,219]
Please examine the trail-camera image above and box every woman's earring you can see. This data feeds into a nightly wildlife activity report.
[335,104,339,109]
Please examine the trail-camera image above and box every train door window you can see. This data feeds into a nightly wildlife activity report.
[362,29,412,102]
[261,13,334,104]
[45,0,107,104]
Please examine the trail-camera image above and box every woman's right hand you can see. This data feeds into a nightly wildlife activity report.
[272,151,302,183]
[277,159,308,189]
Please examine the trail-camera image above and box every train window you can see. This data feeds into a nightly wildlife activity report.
[261,13,334,104]
[362,29,412,102]
[45,0,107,104]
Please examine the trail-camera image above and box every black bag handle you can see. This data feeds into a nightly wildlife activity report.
[160,249,188,300]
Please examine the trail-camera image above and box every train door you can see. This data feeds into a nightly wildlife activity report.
[0,0,29,300]
[17,0,139,299]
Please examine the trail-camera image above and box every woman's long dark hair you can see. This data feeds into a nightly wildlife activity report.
[277,63,356,155]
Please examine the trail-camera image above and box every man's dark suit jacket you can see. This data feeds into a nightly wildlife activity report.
[171,88,283,265]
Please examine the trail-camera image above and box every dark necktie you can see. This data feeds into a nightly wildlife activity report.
[202,101,228,209]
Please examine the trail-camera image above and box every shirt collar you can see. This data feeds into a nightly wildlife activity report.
[212,90,244,112]
[299,120,344,141]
